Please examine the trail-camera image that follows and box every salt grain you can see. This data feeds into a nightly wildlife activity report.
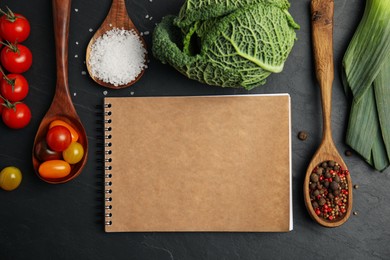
[74,8,79,12]
[143,31,150,35]
[89,28,93,32]
[76,41,79,45]
[74,92,77,96]
[145,15,149,19]
[75,54,78,58]
[88,28,147,86]
[103,90,108,96]
[81,71,87,75]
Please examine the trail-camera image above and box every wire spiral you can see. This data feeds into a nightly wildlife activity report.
[104,103,112,226]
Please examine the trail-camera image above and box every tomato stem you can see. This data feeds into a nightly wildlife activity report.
[0,67,15,92]
[0,40,19,53]
[0,6,16,23]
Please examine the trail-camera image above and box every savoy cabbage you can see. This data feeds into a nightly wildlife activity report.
[152,0,299,90]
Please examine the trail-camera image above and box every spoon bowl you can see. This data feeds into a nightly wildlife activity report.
[32,0,88,184]
[304,0,352,227]
[85,0,147,89]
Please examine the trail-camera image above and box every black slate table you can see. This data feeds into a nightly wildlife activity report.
[1,0,389,259]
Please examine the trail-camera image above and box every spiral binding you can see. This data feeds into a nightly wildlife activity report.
[104,102,113,226]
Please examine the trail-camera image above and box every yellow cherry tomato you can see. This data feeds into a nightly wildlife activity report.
[49,120,79,142]
[0,166,22,191]
[38,160,71,179]
[62,142,84,164]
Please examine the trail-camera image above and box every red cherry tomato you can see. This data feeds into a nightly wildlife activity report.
[46,125,72,152]
[49,120,79,142]
[2,102,31,129]
[0,43,32,73]
[0,98,4,115]
[0,8,30,43]
[0,73,28,102]
[34,140,62,162]
[38,160,71,179]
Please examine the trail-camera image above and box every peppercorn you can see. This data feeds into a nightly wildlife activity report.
[317,167,324,175]
[318,197,326,206]
[334,175,341,183]
[328,193,334,199]
[328,160,335,167]
[324,180,330,188]
[313,189,320,196]
[321,162,328,168]
[345,150,353,156]
[310,173,319,182]
[325,171,332,179]
[312,201,319,209]
[298,131,308,141]
[330,181,339,191]
[310,183,317,189]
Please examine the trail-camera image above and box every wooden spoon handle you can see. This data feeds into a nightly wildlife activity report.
[311,0,334,140]
[53,0,71,98]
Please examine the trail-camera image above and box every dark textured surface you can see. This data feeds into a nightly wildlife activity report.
[0,0,389,259]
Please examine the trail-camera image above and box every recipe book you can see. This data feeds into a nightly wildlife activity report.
[103,94,292,232]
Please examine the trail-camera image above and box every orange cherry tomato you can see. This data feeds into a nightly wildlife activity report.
[49,120,79,142]
[38,160,71,179]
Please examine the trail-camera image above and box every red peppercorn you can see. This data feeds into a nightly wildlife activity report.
[315,209,321,215]
[328,215,334,220]
[341,208,346,213]
[319,175,324,181]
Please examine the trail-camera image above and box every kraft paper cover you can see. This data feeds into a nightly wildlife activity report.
[104,95,292,232]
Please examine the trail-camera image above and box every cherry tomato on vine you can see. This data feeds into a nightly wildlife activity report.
[2,101,31,129]
[0,8,30,43]
[0,73,28,102]
[0,166,22,191]
[49,120,79,142]
[63,142,84,164]
[0,98,4,115]
[0,43,32,73]
[46,125,72,152]
[34,140,62,162]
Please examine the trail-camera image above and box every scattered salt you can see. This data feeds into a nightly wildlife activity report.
[88,28,147,86]
[149,0,153,2]
[75,54,78,58]
[130,91,134,95]
[74,8,79,12]
[74,92,77,96]
[109,23,113,27]
[76,41,79,45]
[81,71,87,75]
[143,31,150,35]
[145,15,149,19]
[89,28,93,32]
[103,90,108,96]
[149,17,153,21]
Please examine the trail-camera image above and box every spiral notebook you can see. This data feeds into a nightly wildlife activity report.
[103,94,292,232]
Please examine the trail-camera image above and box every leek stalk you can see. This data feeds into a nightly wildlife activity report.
[342,0,390,171]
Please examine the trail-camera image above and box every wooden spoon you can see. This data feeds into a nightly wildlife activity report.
[32,0,88,184]
[85,0,147,89]
[303,0,353,227]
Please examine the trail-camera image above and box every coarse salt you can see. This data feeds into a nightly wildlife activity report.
[88,28,147,86]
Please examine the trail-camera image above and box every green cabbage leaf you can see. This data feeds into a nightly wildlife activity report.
[152,0,299,90]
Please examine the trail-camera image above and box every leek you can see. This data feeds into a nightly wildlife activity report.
[342,0,390,171]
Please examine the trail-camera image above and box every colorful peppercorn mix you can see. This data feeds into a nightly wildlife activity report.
[309,160,349,221]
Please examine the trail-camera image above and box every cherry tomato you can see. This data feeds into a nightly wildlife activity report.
[38,160,71,179]
[0,98,4,115]
[0,73,28,102]
[63,142,84,164]
[2,102,31,129]
[0,166,22,191]
[0,8,30,43]
[0,43,32,73]
[49,120,79,142]
[34,140,62,162]
[46,125,72,152]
